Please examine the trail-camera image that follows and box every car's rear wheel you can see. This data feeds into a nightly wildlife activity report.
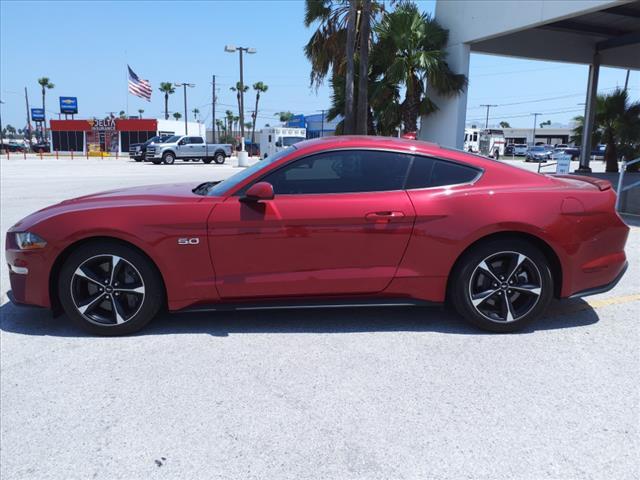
[450,238,553,332]
[214,152,226,164]
[58,241,164,335]
[163,152,175,165]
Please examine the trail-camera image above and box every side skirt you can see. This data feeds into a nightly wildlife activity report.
[178,298,441,314]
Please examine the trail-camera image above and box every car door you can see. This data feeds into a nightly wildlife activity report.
[175,137,189,158]
[208,149,416,299]
[189,136,205,157]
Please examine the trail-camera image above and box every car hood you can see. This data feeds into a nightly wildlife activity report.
[10,183,221,232]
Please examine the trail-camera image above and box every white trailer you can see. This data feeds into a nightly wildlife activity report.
[259,127,306,159]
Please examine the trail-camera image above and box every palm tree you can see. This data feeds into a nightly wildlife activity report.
[233,115,240,133]
[230,82,249,138]
[304,0,384,134]
[225,110,233,136]
[251,82,269,145]
[192,108,200,121]
[371,2,466,133]
[275,111,295,124]
[158,82,175,120]
[499,121,510,128]
[173,112,182,121]
[138,108,144,118]
[597,88,640,172]
[356,0,372,135]
[37,77,54,139]
[215,119,224,139]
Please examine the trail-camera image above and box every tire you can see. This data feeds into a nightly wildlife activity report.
[203,158,213,164]
[57,241,164,336]
[214,152,226,164]
[449,238,553,333]
[134,157,143,162]
[163,152,175,165]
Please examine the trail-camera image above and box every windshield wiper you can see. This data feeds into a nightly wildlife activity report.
[192,181,221,195]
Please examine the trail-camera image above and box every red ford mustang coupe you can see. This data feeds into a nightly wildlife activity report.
[6,136,629,335]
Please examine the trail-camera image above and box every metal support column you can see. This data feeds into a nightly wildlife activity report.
[577,53,600,173]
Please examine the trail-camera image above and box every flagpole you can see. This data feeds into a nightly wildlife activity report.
[125,62,129,117]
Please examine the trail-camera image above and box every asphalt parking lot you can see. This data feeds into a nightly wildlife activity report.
[1,156,638,480]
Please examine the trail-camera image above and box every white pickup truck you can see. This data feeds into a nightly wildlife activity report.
[145,135,232,165]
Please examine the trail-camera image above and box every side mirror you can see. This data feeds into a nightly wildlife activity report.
[240,181,274,203]
[178,139,187,146]
[275,141,282,147]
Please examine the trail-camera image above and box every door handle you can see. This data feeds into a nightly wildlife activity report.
[365,211,405,223]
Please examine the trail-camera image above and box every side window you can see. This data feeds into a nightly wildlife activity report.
[406,156,479,189]
[259,150,411,194]
[190,136,203,144]
[405,156,434,189]
[180,137,190,145]
[430,160,479,187]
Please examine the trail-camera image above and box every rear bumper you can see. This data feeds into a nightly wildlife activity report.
[569,261,628,298]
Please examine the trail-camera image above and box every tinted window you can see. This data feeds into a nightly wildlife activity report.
[189,136,204,144]
[260,150,411,194]
[406,156,479,189]
[431,160,479,187]
[405,156,434,189]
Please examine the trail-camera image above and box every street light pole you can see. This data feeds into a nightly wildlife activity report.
[225,45,256,162]
[174,82,195,135]
[531,113,541,146]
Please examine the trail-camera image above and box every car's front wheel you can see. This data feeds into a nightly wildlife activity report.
[162,152,175,165]
[58,241,164,335]
[450,238,553,332]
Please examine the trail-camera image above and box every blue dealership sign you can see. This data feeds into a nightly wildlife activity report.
[286,114,306,128]
[59,96,78,114]
[31,108,45,121]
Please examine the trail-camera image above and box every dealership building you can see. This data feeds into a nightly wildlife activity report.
[421,0,640,171]
[49,118,204,154]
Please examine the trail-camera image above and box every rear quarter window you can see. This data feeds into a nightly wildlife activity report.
[406,156,480,189]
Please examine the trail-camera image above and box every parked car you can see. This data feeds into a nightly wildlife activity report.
[505,144,515,156]
[6,136,628,335]
[513,144,528,156]
[145,135,232,165]
[525,146,552,162]
[554,145,580,160]
[591,144,606,160]
[31,142,50,153]
[129,135,171,162]
[1,141,26,153]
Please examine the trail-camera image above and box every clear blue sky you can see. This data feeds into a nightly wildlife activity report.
[1,0,637,131]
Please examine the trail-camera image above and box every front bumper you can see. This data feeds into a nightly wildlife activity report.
[6,247,54,309]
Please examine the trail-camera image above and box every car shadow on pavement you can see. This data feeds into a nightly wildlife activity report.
[0,294,599,338]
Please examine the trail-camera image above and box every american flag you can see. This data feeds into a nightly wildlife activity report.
[128,65,152,101]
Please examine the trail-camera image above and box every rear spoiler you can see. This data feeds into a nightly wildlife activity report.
[552,174,612,191]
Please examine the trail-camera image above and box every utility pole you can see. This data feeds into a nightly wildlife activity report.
[624,69,630,92]
[531,113,542,146]
[480,104,497,128]
[24,87,32,147]
[174,82,195,135]
[0,100,4,148]
[212,75,216,143]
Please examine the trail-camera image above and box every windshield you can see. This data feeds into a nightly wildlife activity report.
[282,136,305,147]
[144,136,160,145]
[164,135,181,143]
[207,148,294,196]
[530,146,545,152]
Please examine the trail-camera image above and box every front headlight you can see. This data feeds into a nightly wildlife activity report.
[15,232,47,250]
